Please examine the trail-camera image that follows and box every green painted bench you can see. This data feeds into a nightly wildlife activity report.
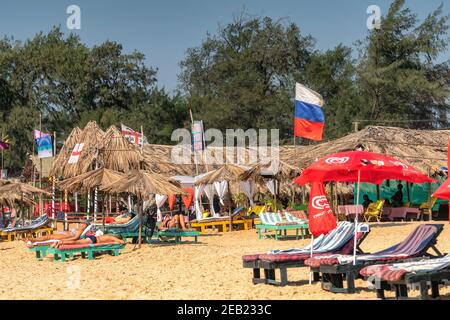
[47,244,125,262]
[256,223,309,240]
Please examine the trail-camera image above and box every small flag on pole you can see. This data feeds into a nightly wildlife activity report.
[34,130,50,140]
[121,124,146,146]
[294,83,325,141]
[68,143,84,164]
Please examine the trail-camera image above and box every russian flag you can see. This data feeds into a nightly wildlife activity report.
[294,83,325,141]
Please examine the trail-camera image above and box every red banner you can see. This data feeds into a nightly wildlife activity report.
[308,182,337,237]
[168,194,176,211]
[182,188,194,208]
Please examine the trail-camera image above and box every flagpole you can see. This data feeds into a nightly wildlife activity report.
[189,109,199,176]
[52,131,56,224]
[39,113,43,216]
[353,169,361,265]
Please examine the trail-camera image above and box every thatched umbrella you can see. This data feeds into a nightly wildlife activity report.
[50,127,82,178]
[58,168,125,192]
[0,180,49,221]
[63,121,105,178]
[101,170,184,247]
[195,164,249,231]
[240,160,301,209]
[99,126,143,172]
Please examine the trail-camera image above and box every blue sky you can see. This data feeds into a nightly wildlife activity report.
[0,0,448,92]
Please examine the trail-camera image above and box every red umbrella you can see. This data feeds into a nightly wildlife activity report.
[294,151,434,185]
[293,150,434,264]
[432,180,450,200]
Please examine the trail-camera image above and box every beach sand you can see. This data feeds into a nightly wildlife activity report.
[0,221,448,300]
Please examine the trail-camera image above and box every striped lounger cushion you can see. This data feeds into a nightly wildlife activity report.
[360,253,450,282]
[260,212,283,225]
[57,243,125,250]
[305,224,441,267]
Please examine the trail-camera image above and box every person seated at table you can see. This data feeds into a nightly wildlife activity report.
[23,223,92,244]
[362,194,373,209]
[50,233,125,248]
[391,184,404,207]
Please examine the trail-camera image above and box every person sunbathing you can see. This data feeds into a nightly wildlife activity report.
[51,233,125,248]
[159,213,188,231]
[23,223,92,244]
[104,211,135,224]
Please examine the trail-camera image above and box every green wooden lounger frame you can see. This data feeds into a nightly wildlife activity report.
[155,229,199,244]
[29,245,51,260]
[256,223,309,240]
[47,244,125,262]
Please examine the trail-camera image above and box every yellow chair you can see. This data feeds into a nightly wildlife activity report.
[364,200,385,222]
[419,197,437,221]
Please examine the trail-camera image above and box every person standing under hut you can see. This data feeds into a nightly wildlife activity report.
[362,194,373,209]
[391,183,404,207]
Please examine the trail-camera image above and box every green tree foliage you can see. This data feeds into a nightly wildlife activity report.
[355,0,450,129]
[0,27,186,173]
[179,14,315,143]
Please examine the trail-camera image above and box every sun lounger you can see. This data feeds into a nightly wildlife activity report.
[305,224,444,293]
[47,243,126,262]
[256,212,309,240]
[94,215,150,243]
[190,207,251,232]
[242,222,369,286]
[1,215,52,241]
[155,228,199,244]
[360,253,450,299]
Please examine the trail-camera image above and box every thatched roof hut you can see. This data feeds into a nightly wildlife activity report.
[101,170,183,198]
[50,127,82,177]
[57,168,125,192]
[98,126,143,172]
[195,164,250,185]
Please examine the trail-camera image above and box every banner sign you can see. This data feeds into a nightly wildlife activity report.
[191,121,204,151]
[36,136,53,158]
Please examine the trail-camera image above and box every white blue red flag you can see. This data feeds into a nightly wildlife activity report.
[294,83,325,141]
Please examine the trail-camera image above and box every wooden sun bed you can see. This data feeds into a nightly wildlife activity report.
[1,226,54,242]
[255,223,309,240]
[155,229,199,243]
[47,243,125,262]
[190,218,252,233]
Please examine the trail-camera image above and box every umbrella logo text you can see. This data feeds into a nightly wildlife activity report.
[325,157,349,164]
[311,196,330,210]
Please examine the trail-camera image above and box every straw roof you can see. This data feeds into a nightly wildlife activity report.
[239,160,301,183]
[279,126,450,176]
[0,180,50,196]
[101,170,183,198]
[195,164,250,185]
[0,193,36,207]
[57,168,125,192]
[98,126,143,172]
[50,127,82,177]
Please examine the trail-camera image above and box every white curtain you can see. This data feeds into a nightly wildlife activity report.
[214,181,228,206]
[194,185,205,220]
[265,179,276,195]
[240,180,255,206]
[203,184,217,217]
[155,194,168,222]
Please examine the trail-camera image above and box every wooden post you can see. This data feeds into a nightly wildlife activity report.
[39,113,43,215]
[137,198,143,248]
[228,181,232,232]
[428,182,433,222]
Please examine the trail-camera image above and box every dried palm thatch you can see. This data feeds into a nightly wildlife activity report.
[50,127,82,177]
[239,160,301,183]
[60,121,105,178]
[195,164,250,185]
[280,126,449,176]
[0,181,50,196]
[101,170,183,198]
[57,168,125,192]
[98,126,143,172]
[0,193,36,207]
